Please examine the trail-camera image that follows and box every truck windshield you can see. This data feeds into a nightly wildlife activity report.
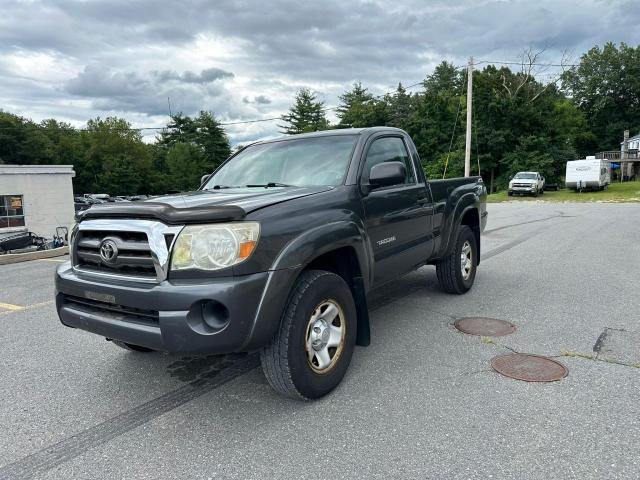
[514,173,536,179]
[204,135,357,189]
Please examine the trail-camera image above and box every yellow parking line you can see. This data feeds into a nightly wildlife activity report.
[0,300,54,316]
[37,258,67,263]
[0,302,25,312]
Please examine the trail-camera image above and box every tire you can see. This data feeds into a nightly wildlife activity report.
[260,270,357,400]
[532,188,539,197]
[539,187,544,195]
[436,225,477,294]
[110,339,154,352]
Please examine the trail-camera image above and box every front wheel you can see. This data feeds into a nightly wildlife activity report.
[436,225,477,294]
[260,270,357,400]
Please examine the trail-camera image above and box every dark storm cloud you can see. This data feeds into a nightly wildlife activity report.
[2,0,640,142]
[156,68,234,84]
[64,65,234,116]
[243,95,272,105]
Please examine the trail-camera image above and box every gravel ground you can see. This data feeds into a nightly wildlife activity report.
[0,202,638,479]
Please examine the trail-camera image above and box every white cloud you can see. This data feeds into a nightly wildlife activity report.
[0,0,639,144]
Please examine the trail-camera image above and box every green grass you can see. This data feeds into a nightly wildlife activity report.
[487,181,640,203]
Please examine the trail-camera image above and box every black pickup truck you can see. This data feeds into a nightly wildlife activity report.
[55,127,487,399]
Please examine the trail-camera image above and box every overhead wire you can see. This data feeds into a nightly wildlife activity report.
[0,59,568,133]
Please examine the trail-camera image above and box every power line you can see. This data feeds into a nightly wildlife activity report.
[475,59,579,67]
[0,60,563,133]
[0,78,430,132]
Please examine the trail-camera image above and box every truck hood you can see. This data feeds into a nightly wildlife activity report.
[77,186,333,224]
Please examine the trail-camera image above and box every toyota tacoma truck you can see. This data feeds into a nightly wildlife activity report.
[55,127,488,400]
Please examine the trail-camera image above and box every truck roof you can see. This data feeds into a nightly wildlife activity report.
[254,127,406,146]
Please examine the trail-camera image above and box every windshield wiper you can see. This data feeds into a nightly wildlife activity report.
[245,182,296,188]
[206,185,241,190]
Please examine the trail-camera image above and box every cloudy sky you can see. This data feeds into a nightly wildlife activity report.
[1,0,639,144]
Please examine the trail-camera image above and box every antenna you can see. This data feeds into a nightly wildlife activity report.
[167,97,173,118]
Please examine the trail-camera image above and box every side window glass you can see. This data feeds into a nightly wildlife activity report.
[362,137,415,185]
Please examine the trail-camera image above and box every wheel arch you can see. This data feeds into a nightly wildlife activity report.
[439,194,481,264]
[245,222,371,350]
[459,207,481,265]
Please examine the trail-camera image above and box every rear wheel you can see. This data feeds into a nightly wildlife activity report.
[260,270,357,400]
[436,225,477,294]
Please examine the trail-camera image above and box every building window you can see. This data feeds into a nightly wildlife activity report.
[0,195,25,228]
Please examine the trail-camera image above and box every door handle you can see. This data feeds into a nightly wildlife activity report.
[417,198,430,205]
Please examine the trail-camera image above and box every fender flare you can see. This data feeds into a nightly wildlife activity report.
[271,220,371,284]
[440,193,480,258]
[242,221,372,350]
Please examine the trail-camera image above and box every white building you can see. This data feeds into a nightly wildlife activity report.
[0,165,76,239]
[621,132,640,152]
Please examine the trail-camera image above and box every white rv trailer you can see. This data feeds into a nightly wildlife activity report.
[565,157,611,191]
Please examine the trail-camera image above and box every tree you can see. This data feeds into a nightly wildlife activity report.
[158,111,231,171]
[77,117,153,194]
[279,89,329,134]
[165,142,208,192]
[336,82,376,127]
[562,42,640,151]
[385,83,412,130]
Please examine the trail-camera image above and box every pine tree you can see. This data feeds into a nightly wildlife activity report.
[336,82,375,127]
[279,89,329,134]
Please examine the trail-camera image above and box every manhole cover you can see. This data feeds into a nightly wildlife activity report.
[454,317,516,336]
[491,354,568,382]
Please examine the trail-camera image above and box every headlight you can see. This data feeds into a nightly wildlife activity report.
[171,222,260,271]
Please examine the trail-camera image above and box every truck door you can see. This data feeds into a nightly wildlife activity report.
[359,134,434,285]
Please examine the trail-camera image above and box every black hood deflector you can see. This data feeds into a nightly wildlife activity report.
[77,202,246,225]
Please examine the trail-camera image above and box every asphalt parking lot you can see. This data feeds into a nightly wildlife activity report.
[1,202,639,480]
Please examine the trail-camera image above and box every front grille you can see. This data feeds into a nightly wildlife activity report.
[62,294,159,324]
[74,230,157,279]
[513,183,533,188]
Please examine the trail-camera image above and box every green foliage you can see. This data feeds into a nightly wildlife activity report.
[0,110,229,195]
[562,42,640,151]
[158,111,231,171]
[165,142,209,192]
[280,89,329,134]
[0,43,635,196]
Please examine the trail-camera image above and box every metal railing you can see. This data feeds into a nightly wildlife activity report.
[596,150,639,160]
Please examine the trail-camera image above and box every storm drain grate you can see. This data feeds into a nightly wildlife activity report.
[454,317,516,337]
[491,354,568,382]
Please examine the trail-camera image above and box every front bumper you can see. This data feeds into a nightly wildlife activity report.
[55,262,292,354]
[509,186,536,194]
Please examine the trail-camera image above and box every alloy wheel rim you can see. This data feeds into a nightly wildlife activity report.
[460,240,473,280]
[304,299,345,374]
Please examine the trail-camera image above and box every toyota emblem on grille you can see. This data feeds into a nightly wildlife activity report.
[99,239,118,264]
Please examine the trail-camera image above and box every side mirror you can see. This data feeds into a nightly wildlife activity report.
[200,174,210,187]
[509,175,513,180]
[369,161,406,189]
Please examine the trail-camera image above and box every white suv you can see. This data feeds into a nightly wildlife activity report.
[508,172,545,197]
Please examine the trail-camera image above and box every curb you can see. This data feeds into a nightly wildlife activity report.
[0,246,69,265]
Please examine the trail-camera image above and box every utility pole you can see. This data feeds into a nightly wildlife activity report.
[621,129,629,183]
[464,57,473,177]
